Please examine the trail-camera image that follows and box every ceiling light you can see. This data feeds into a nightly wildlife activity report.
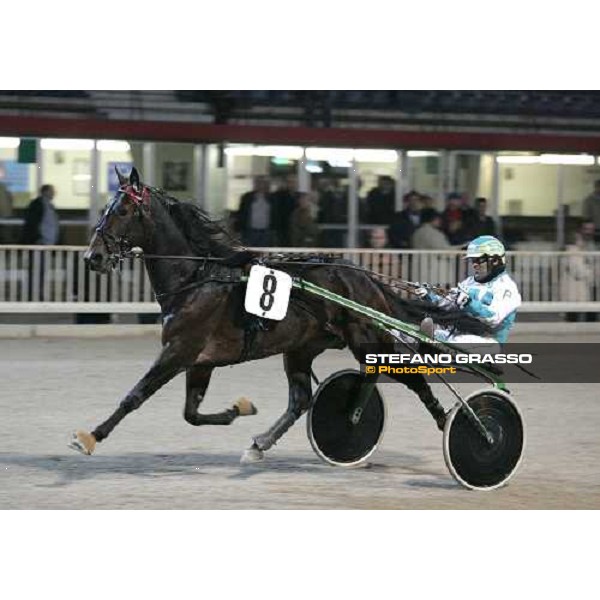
[354,149,398,163]
[224,145,303,159]
[0,137,20,149]
[306,147,354,162]
[496,156,540,164]
[497,154,596,166]
[328,159,352,168]
[96,140,131,152]
[540,154,595,165]
[256,146,303,159]
[306,164,323,173]
[407,151,439,157]
[41,139,94,151]
[224,145,254,156]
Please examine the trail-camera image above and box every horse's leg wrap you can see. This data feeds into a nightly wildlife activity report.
[252,355,312,452]
[253,406,302,452]
[183,365,255,426]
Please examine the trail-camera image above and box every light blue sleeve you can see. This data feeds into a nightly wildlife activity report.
[464,288,496,319]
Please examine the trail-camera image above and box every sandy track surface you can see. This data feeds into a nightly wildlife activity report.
[1,334,599,509]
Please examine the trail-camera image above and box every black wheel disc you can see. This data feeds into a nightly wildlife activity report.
[308,370,385,466]
[444,391,524,490]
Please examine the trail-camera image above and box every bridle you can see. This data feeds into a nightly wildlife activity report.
[95,184,152,267]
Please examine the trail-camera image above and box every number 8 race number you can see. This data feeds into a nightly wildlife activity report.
[259,274,278,312]
[245,265,292,321]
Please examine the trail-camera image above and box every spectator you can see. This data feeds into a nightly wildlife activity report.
[563,220,599,322]
[20,184,60,301]
[582,179,600,240]
[421,195,437,210]
[389,191,423,248]
[366,175,395,224]
[368,226,389,249]
[441,192,470,245]
[367,226,392,272]
[270,173,299,246]
[0,182,13,218]
[236,176,274,247]
[317,177,346,247]
[471,197,497,237]
[290,192,320,247]
[411,208,451,249]
[317,178,346,223]
[0,182,14,244]
[20,184,60,245]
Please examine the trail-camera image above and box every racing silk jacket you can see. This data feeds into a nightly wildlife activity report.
[425,272,522,343]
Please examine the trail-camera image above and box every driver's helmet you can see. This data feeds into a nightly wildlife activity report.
[465,235,505,263]
[465,236,506,282]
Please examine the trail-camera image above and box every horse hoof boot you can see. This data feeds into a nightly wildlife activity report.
[234,397,258,417]
[68,431,96,456]
[240,444,264,464]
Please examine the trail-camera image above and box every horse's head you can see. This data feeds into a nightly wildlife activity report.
[84,166,152,273]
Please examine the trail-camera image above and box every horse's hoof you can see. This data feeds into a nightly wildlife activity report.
[68,431,96,456]
[240,444,264,464]
[234,397,258,416]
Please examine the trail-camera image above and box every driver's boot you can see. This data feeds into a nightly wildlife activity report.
[420,317,434,339]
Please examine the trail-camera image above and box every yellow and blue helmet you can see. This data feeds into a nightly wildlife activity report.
[465,236,505,262]
[465,236,506,282]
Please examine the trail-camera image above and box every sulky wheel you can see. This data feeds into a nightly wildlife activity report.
[443,389,525,491]
[307,369,386,467]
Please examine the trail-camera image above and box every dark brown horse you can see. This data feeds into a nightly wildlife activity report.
[70,167,490,462]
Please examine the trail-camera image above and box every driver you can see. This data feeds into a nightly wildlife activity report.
[415,235,521,345]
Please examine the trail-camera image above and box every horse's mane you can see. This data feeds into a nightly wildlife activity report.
[153,189,251,261]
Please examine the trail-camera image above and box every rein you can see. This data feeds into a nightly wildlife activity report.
[120,248,451,299]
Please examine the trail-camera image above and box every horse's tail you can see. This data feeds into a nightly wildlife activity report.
[372,276,494,338]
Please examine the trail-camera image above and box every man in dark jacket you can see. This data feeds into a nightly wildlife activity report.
[20,184,60,245]
[269,174,299,246]
[470,197,497,238]
[389,191,423,248]
[20,184,60,301]
[236,176,275,247]
[366,175,396,224]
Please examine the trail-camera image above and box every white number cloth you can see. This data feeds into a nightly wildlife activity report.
[244,265,292,321]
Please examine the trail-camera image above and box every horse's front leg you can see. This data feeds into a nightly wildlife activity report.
[69,343,186,455]
[241,350,314,463]
[183,365,257,426]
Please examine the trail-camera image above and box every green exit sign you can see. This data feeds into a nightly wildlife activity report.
[18,138,37,163]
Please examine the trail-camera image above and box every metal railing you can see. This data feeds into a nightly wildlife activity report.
[1,245,599,313]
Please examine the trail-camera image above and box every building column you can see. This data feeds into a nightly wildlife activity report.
[194,144,207,208]
[89,143,100,230]
[143,143,156,187]
[557,164,565,249]
[298,148,310,193]
[348,157,358,248]
[35,138,44,191]
[491,152,502,239]
[395,150,406,211]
